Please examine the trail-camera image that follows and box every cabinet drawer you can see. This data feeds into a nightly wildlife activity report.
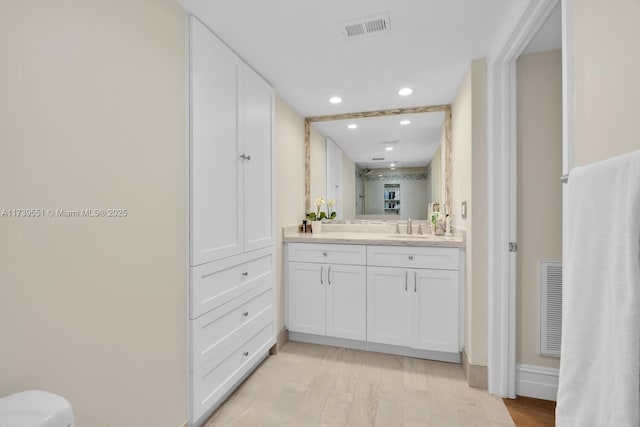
[190,254,272,319]
[367,245,459,270]
[191,321,274,423]
[191,281,273,372]
[288,243,366,265]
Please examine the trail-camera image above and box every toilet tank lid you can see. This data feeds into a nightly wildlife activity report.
[0,390,74,427]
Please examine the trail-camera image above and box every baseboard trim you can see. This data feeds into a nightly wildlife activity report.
[289,331,460,364]
[270,326,288,355]
[461,349,488,389]
[516,364,559,401]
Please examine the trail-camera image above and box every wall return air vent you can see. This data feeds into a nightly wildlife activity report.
[341,13,390,40]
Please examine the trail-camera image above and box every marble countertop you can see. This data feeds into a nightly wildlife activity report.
[283,223,465,248]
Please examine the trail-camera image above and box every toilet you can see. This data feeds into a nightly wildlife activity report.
[0,391,75,427]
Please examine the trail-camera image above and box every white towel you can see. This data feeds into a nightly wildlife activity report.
[556,150,640,427]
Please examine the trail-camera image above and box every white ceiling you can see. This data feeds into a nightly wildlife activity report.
[178,0,513,117]
[312,112,444,169]
[178,0,560,168]
[522,3,562,54]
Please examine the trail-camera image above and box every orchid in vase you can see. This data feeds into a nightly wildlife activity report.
[306,197,337,221]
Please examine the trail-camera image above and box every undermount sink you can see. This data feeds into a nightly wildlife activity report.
[386,234,436,239]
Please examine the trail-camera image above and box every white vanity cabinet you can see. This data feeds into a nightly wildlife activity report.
[286,241,462,362]
[287,244,367,341]
[190,16,274,266]
[188,16,275,426]
[367,246,460,354]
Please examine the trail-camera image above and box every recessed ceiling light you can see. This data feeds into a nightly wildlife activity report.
[398,87,413,96]
[385,146,393,151]
[348,123,358,129]
[400,120,411,125]
[329,96,342,104]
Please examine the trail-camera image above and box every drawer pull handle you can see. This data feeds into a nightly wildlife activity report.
[328,266,332,285]
[320,265,324,285]
[405,270,408,291]
[408,255,414,260]
[242,272,249,277]
[414,271,417,292]
[243,351,249,357]
[242,311,249,317]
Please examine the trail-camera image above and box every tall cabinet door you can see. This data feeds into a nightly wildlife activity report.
[366,266,410,346]
[287,262,325,336]
[326,264,366,341]
[410,269,459,353]
[241,66,274,252]
[189,17,243,265]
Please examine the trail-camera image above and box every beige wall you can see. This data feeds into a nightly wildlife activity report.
[470,60,489,369]
[0,1,187,426]
[451,59,488,368]
[309,127,327,206]
[274,97,307,334]
[341,153,356,219]
[574,0,640,166]
[430,143,443,204]
[516,50,562,369]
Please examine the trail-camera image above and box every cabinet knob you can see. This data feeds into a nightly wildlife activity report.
[408,255,414,260]
[242,311,249,317]
[243,351,249,357]
[239,153,252,161]
[242,272,249,276]
[323,252,327,256]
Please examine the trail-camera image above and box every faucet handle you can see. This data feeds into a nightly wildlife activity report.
[395,223,400,234]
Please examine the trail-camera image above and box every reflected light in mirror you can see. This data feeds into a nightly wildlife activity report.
[329,96,342,104]
[398,87,413,96]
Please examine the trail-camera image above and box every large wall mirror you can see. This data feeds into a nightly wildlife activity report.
[304,105,452,221]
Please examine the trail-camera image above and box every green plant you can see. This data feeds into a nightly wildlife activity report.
[306,197,337,221]
[431,211,441,226]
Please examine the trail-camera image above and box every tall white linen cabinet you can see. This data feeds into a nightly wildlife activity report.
[187,16,276,426]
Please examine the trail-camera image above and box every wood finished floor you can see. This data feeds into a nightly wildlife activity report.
[502,396,556,427]
[204,341,515,426]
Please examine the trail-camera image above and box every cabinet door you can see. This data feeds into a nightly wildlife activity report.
[366,266,410,346]
[190,17,243,265]
[287,262,325,335]
[241,66,274,252]
[326,264,366,341]
[410,269,459,353]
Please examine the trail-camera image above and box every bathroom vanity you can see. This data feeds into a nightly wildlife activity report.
[284,223,465,363]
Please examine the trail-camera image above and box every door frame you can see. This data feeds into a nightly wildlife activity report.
[486,0,562,397]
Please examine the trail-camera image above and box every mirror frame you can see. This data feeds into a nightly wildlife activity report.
[304,104,452,217]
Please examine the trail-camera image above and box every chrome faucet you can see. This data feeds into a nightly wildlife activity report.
[407,218,412,235]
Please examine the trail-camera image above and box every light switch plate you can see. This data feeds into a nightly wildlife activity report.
[461,201,467,219]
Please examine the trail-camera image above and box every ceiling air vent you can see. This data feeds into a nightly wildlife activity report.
[370,157,386,161]
[341,13,390,40]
